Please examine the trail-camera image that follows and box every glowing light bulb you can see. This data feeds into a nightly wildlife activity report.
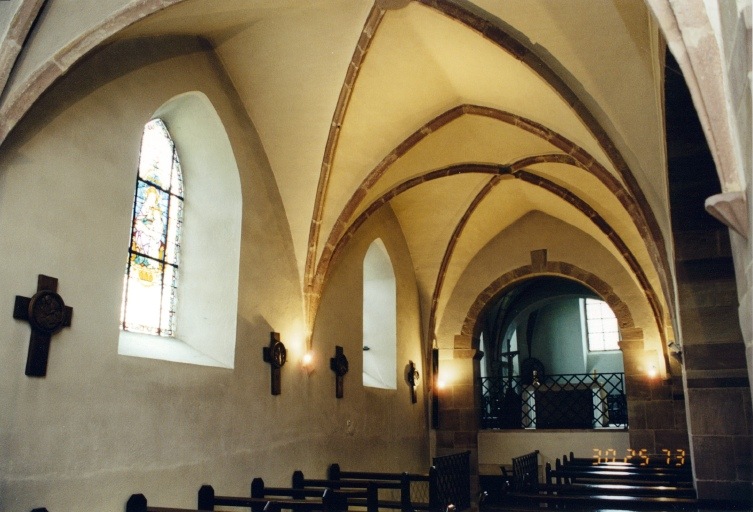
[301,350,314,373]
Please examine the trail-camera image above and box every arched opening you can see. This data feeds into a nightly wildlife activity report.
[477,276,625,431]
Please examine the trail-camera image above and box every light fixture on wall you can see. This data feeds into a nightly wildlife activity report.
[647,364,658,379]
[301,350,315,374]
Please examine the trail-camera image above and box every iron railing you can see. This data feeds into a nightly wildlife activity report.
[480,373,627,430]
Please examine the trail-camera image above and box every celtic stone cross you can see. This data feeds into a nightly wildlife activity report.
[13,275,73,377]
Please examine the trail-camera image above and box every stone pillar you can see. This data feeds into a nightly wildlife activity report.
[676,241,753,501]
[620,328,690,455]
[435,335,480,504]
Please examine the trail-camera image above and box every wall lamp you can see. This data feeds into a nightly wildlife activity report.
[301,350,315,374]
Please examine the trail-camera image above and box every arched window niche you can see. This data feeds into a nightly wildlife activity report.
[362,239,397,389]
[118,92,242,369]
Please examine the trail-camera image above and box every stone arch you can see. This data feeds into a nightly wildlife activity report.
[461,260,635,340]
[435,255,688,466]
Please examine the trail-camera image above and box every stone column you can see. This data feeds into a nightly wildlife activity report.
[435,335,480,504]
[620,328,690,455]
[676,240,753,501]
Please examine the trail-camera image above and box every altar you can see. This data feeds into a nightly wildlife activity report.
[521,381,609,429]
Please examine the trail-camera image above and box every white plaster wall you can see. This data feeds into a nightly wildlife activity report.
[530,299,585,375]
[0,35,428,512]
[312,205,428,471]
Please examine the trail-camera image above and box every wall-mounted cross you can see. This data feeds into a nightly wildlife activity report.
[330,345,349,399]
[13,275,73,377]
[407,361,419,404]
[262,332,287,395]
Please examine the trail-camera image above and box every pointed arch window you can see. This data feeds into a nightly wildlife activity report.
[363,239,397,389]
[120,118,183,336]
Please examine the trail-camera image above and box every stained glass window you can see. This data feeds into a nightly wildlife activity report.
[585,298,620,351]
[120,119,183,336]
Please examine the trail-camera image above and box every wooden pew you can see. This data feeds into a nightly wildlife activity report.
[542,459,695,499]
[327,463,421,511]
[502,450,539,493]
[327,451,470,512]
[252,477,338,501]
[291,470,378,512]
[503,453,698,511]
[506,491,699,510]
[198,484,348,512]
[548,458,694,487]
[563,451,693,473]
[126,493,220,512]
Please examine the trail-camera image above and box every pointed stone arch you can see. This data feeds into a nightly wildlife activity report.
[461,258,635,339]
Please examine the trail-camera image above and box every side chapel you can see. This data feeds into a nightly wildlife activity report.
[0,0,751,510]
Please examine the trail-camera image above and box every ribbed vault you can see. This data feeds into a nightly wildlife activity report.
[0,0,676,373]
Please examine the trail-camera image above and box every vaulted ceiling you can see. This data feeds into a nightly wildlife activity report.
[0,0,673,349]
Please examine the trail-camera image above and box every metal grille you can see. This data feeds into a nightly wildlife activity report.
[408,478,429,506]
[480,373,627,430]
[430,451,470,511]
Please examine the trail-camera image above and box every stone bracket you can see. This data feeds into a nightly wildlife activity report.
[705,191,748,239]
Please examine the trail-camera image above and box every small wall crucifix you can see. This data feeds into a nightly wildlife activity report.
[262,332,287,395]
[13,275,73,377]
[329,345,349,398]
[407,361,419,404]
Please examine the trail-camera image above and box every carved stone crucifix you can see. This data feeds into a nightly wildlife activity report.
[13,275,73,377]
[330,345,349,398]
[262,332,287,395]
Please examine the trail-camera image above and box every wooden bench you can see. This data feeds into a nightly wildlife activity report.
[198,484,348,512]
[252,477,345,501]
[563,451,693,472]
[291,471,378,512]
[328,451,470,512]
[502,452,697,511]
[127,493,223,512]
[327,464,424,511]
[504,491,699,510]
[502,450,539,493]
[548,457,694,487]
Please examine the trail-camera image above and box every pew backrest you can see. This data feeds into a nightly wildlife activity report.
[198,484,348,512]
[325,451,470,512]
[327,464,423,511]
[430,451,471,512]
[509,451,539,492]
[127,493,218,512]
[291,471,378,512]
